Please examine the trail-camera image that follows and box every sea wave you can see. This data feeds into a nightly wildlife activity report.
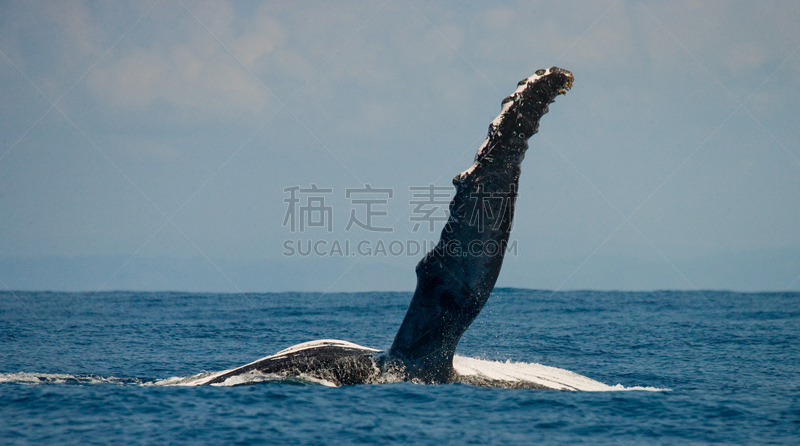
[0,372,148,386]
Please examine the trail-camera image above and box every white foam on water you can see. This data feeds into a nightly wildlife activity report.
[453,356,669,392]
[166,368,236,387]
[0,372,75,385]
[153,372,220,387]
[155,370,289,387]
[0,372,144,386]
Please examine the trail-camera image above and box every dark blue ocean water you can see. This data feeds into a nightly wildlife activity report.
[1,289,798,444]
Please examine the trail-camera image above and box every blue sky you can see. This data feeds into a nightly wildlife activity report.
[1,1,799,292]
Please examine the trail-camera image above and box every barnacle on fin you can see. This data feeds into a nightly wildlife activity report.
[558,72,574,95]
[535,69,546,76]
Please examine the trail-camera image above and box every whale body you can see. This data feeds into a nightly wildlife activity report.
[198,67,574,386]
[190,340,381,386]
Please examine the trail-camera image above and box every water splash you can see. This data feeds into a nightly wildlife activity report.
[0,372,149,386]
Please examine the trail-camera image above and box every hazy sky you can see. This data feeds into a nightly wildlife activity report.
[1,1,799,292]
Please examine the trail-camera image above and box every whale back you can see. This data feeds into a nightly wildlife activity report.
[195,340,380,386]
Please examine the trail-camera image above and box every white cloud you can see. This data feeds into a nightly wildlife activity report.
[42,0,103,60]
[0,0,103,98]
[180,0,237,39]
[84,3,282,122]
[87,42,269,118]
[480,7,515,29]
[638,1,800,75]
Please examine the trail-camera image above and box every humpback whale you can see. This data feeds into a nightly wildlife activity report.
[193,67,574,386]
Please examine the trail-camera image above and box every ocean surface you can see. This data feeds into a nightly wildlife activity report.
[1,289,798,444]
